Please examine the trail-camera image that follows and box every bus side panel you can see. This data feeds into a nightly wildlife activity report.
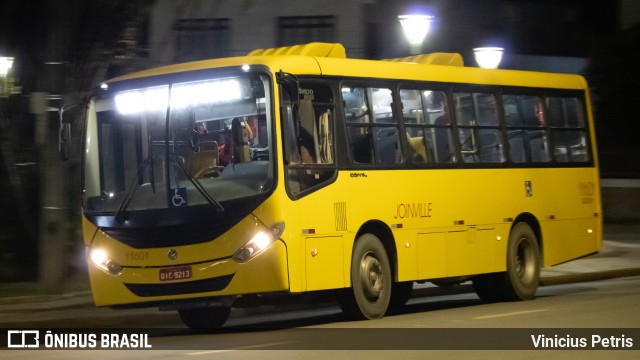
[417,231,446,279]
[341,167,600,282]
[290,166,600,288]
[296,173,351,291]
[304,236,344,291]
[541,219,599,266]
[531,168,602,266]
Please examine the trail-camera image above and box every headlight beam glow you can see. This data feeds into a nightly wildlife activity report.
[89,248,123,275]
[233,222,285,263]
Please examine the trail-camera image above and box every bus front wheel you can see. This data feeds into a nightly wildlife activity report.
[473,222,540,302]
[339,233,392,320]
[178,305,231,329]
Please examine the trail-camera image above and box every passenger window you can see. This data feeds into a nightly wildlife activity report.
[400,89,455,163]
[546,97,589,162]
[454,92,504,163]
[342,86,403,165]
[283,81,336,197]
[502,94,550,163]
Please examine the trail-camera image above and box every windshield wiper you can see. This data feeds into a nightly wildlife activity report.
[172,155,224,213]
[114,158,151,224]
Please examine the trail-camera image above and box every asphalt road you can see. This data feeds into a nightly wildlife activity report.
[3,275,640,359]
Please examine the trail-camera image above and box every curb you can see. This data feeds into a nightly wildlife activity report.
[0,291,92,311]
[539,267,640,286]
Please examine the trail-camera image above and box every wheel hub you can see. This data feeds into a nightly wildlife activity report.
[516,238,535,283]
[360,253,383,301]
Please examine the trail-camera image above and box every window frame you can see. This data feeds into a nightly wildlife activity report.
[282,78,339,200]
[545,93,592,164]
[174,18,231,62]
[282,76,594,188]
[501,91,552,164]
[451,87,506,165]
[398,85,458,166]
[341,81,406,168]
[277,15,336,46]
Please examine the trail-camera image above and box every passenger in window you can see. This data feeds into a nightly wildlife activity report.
[196,122,207,135]
[434,100,453,163]
[298,121,316,164]
[219,118,254,165]
[218,129,233,166]
[191,121,208,151]
[300,143,314,163]
[434,100,450,125]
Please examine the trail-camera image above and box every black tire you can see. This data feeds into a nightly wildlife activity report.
[339,233,392,320]
[473,222,541,302]
[178,306,231,329]
[505,222,541,300]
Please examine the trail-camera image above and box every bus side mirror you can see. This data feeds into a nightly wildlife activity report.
[276,71,299,104]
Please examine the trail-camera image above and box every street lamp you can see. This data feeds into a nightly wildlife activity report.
[0,57,14,77]
[473,47,504,69]
[398,14,434,54]
[0,56,15,95]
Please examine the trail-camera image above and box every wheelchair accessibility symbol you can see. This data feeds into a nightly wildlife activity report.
[170,188,188,208]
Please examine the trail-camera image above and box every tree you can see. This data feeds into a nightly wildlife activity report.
[0,0,154,289]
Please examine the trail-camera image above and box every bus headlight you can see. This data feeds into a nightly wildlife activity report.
[233,222,284,263]
[89,248,123,275]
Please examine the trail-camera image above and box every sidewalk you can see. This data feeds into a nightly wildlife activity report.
[0,224,639,328]
[540,223,640,284]
[539,238,640,285]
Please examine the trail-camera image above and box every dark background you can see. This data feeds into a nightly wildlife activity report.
[0,0,637,285]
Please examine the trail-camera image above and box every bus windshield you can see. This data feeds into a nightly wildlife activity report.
[83,72,274,214]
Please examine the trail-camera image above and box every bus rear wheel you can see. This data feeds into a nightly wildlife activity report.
[339,233,392,320]
[473,222,540,302]
[178,306,231,329]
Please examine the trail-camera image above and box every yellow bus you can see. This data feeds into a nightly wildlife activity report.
[79,42,601,328]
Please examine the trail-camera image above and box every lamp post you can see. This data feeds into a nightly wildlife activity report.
[398,14,434,55]
[473,47,504,69]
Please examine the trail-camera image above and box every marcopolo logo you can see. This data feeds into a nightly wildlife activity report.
[7,330,40,348]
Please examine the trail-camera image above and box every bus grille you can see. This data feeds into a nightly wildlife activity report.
[124,274,234,297]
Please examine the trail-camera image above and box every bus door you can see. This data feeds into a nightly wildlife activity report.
[282,80,342,292]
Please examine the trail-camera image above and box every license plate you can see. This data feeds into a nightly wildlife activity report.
[159,266,192,281]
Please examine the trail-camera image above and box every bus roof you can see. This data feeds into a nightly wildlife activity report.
[107,42,587,90]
